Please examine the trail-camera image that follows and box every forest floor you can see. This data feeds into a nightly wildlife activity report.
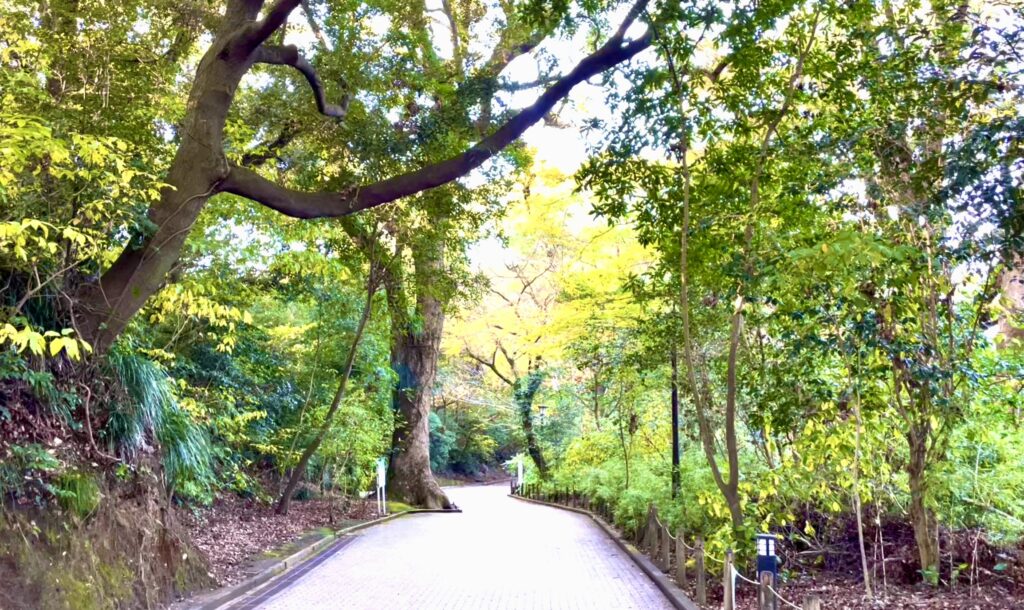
[635,513,1024,609]
[682,567,1024,609]
[732,574,1023,609]
[178,493,379,585]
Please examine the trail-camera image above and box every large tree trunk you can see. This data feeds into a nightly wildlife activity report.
[513,372,548,478]
[74,4,259,352]
[385,245,451,509]
[907,421,939,578]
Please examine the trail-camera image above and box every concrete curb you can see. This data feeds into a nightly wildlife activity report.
[185,507,462,610]
[510,494,701,610]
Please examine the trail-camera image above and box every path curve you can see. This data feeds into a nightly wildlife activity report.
[236,483,674,609]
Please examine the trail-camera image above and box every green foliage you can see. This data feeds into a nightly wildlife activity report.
[429,412,457,473]
[104,346,214,502]
[0,0,1021,599]
[429,406,501,475]
[0,443,61,506]
[53,471,101,519]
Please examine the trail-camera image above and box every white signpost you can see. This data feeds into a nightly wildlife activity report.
[376,457,387,515]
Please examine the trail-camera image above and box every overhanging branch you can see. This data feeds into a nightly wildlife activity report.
[220,21,652,218]
[254,44,350,118]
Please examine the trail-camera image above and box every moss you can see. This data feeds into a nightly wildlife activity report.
[386,500,415,513]
[0,469,211,609]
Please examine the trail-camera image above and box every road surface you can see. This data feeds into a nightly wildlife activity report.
[232,483,674,609]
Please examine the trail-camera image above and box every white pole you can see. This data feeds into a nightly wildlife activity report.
[376,457,387,515]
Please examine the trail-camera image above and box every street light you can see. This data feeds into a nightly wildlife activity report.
[537,404,548,425]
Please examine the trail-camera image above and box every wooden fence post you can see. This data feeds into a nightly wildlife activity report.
[724,548,734,610]
[675,527,686,587]
[759,571,774,610]
[647,507,659,559]
[695,536,706,606]
[649,506,660,552]
[801,595,821,610]
[660,524,671,571]
[641,506,652,549]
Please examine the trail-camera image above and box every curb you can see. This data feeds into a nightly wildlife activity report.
[186,507,462,610]
[510,494,700,610]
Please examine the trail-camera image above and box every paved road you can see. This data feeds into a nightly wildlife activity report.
[238,483,674,609]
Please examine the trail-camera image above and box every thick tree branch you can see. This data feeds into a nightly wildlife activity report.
[238,0,302,52]
[615,0,649,39]
[220,24,652,218]
[466,348,515,387]
[254,44,350,118]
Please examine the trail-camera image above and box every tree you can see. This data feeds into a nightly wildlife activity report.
[70,0,654,353]
[276,249,383,514]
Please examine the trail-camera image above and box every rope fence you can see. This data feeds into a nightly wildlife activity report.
[511,482,823,610]
[733,566,803,610]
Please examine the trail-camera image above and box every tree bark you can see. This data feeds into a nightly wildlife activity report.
[908,420,939,577]
[852,384,873,596]
[385,242,451,509]
[75,1,262,351]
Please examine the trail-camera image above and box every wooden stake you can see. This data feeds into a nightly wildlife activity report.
[696,536,706,606]
[660,525,671,571]
[675,527,687,587]
[724,548,734,610]
[759,571,774,610]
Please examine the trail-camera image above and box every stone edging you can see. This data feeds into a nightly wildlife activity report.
[186,507,463,610]
[509,494,700,610]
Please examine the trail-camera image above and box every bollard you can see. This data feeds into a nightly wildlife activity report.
[802,595,821,610]
[675,527,687,587]
[724,548,734,610]
[695,536,706,606]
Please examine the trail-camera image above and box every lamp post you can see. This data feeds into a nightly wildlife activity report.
[538,404,548,426]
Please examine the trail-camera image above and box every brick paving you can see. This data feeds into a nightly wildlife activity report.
[239,483,674,609]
